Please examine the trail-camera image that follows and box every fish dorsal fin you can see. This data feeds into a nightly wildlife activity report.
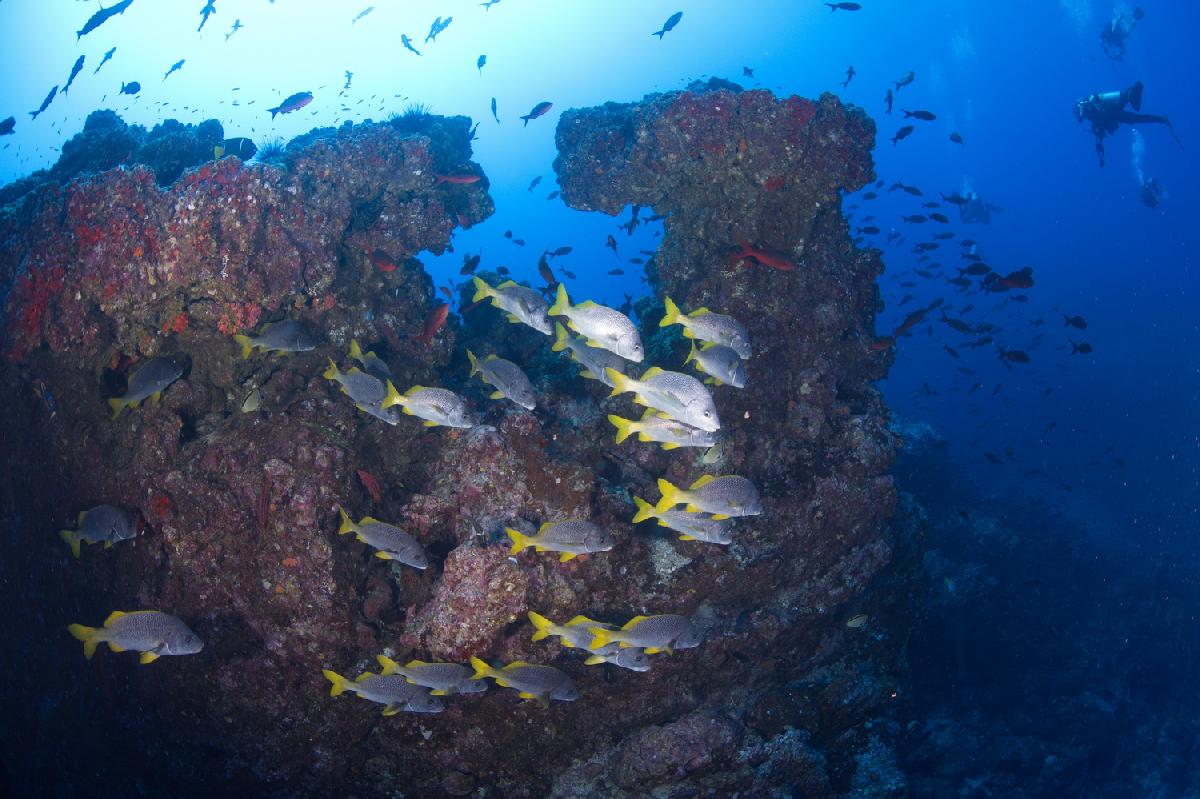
[404,385,427,396]
[623,615,650,629]
[104,610,127,626]
[405,659,429,668]
[78,510,87,525]
[354,672,372,682]
[642,366,665,379]
[505,660,530,669]
[639,407,658,420]
[360,516,383,525]
[497,280,519,289]
[689,307,712,317]
[690,475,716,489]
[576,300,599,309]
[700,341,717,350]
[565,615,597,627]
[346,366,365,375]
[536,521,553,534]
[484,354,499,362]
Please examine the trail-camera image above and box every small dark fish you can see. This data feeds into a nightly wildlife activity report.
[351,6,374,24]
[863,191,877,200]
[902,215,927,224]
[562,269,576,280]
[984,452,1003,465]
[538,255,555,284]
[481,0,501,8]
[605,234,618,255]
[743,66,754,77]
[0,117,14,136]
[490,97,499,123]
[884,88,893,114]
[826,2,862,10]
[902,109,936,121]
[941,192,969,205]
[197,0,216,33]
[1070,341,1093,355]
[841,65,855,87]
[921,201,940,208]
[929,212,950,224]
[215,136,255,160]
[267,91,312,118]
[424,15,452,44]
[477,54,487,75]
[894,70,915,91]
[29,86,58,119]
[950,131,964,146]
[999,349,1030,364]
[521,101,552,126]
[77,0,134,40]
[958,263,991,276]
[503,230,512,239]
[225,19,243,40]
[608,269,624,276]
[162,59,185,81]
[943,345,959,358]
[460,253,481,275]
[62,56,85,95]
[120,80,141,95]
[856,226,880,235]
[342,71,353,91]
[94,47,117,74]
[401,34,422,56]
[1063,314,1087,329]
[547,246,573,258]
[512,239,525,247]
[619,293,634,316]
[527,176,542,191]
[546,190,559,200]
[891,125,915,145]
[652,11,683,38]
[497,266,511,276]
[629,257,644,264]
[933,232,955,240]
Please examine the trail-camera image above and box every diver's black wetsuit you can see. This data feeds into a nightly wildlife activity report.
[1100,7,1143,60]
[1074,81,1177,166]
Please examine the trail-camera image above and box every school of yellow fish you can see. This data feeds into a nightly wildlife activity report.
[63,281,765,712]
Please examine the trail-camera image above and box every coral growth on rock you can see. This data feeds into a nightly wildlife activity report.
[0,81,907,798]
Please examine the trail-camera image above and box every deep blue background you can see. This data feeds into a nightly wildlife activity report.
[0,1,1196,565]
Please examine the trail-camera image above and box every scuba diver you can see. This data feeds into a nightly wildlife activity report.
[1140,177,1164,208]
[1074,81,1178,167]
[1100,6,1143,60]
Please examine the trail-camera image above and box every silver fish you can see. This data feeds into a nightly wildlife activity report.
[108,354,186,417]
[467,350,535,410]
[323,669,444,714]
[349,339,393,382]
[685,342,746,388]
[376,656,487,695]
[506,520,614,562]
[337,507,429,569]
[233,320,317,358]
[549,284,643,362]
[382,384,477,428]
[630,496,735,544]
[584,647,652,671]
[472,277,552,335]
[68,610,203,664]
[660,297,751,358]
[588,614,702,655]
[528,612,616,651]
[469,658,579,705]
[607,408,717,450]
[58,505,139,558]
[552,323,629,387]
[654,475,762,519]
[606,367,720,432]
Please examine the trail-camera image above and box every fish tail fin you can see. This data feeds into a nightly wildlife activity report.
[466,349,480,376]
[349,339,363,361]
[269,108,280,120]
[547,283,569,317]
[588,627,616,650]
[68,624,100,659]
[606,368,635,398]
[375,655,399,675]
[471,276,492,303]
[232,334,253,359]
[107,397,125,418]
[685,340,699,365]
[506,527,530,555]
[59,529,83,558]
[469,656,492,680]
[322,357,339,381]
[631,496,656,524]
[607,414,637,444]
[551,322,570,352]
[528,611,553,641]
[322,669,351,696]
[655,478,682,513]
[660,296,681,327]
[382,380,404,410]
[336,506,355,535]
[653,29,665,38]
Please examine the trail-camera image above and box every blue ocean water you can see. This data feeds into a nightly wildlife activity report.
[1,0,1198,794]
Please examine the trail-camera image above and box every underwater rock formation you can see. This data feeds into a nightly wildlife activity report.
[0,80,904,798]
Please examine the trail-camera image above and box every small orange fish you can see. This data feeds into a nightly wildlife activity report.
[371,249,398,273]
[356,469,383,503]
[417,303,449,347]
[868,337,895,352]
[730,240,795,271]
[538,254,555,285]
[438,286,453,301]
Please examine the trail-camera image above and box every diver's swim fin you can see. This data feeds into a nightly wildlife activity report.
[1125,80,1144,111]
